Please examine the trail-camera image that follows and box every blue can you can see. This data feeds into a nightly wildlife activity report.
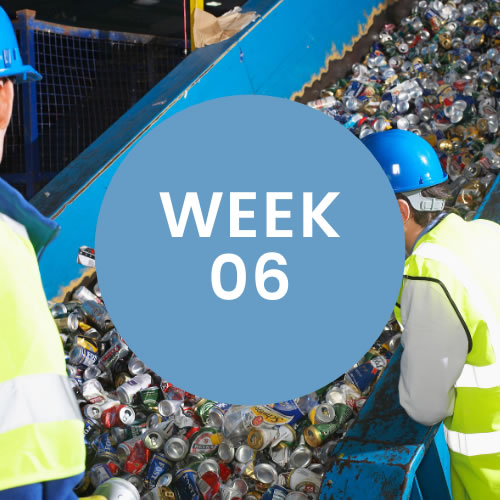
[261,485,288,500]
[216,402,232,412]
[345,355,389,394]
[270,401,305,425]
[145,453,172,489]
[69,345,99,367]
[89,463,113,488]
[83,418,100,445]
[94,431,118,460]
[174,468,201,500]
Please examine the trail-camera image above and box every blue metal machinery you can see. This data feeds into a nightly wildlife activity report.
[26,0,500,497]
[322,349,452,500]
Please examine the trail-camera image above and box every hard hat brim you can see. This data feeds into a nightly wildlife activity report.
[0,64,42,83]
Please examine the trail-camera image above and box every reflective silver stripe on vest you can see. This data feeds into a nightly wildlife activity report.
[0,373,82,435]
[444,424,500,456]
[0,213,29,241]
[413,242,500,389]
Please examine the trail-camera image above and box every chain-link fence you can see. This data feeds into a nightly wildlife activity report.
[3,10,186,198]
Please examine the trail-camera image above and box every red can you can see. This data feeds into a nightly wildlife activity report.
[124,439,150,475]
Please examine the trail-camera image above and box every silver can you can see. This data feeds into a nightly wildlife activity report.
[325,387,346,406]
[116,374,152,404]
[128,356,146,375]
[288,468,322,493]
[119,405,136,426]
[309,403,336,424]
[163,435,189,461]
[254,462,278,485]
[143,429,165,451]
[218,441,235,463]
[94,477,140,500]
[235,444,254,464]
[270,444,290,467]
[147,413,165,429]
[51,302,68,318]
[83,364,102,380]
[206,406,225,429]
[83,403,102,420]
[54,312,80,333]
[198,458,219,478]
[158,399,182,417]
[289,445,312,469]
[80,300,113,332]
[73,285,101,304]
[157,472,173,487]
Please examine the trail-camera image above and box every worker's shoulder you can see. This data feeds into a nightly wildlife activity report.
[0,212,29,241]
[0,213,36,265]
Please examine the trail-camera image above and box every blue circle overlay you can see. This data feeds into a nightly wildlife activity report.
[96,95,404,405]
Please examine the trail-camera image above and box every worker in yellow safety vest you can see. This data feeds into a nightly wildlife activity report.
[362,129,500,499]
[0,6,87,499]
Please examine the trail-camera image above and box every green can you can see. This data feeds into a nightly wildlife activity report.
[194,399,217,424]
[304,422,339,448]
[140,386,160,409]
[333,403,353,428]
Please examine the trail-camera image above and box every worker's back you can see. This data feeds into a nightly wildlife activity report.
[0,212,85,491]
[408,213,500,500]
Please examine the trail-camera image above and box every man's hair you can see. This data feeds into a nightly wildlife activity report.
[396,182,449,227]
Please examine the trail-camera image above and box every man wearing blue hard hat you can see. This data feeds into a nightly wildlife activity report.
[0,7,87,500]
[363,129,500,500]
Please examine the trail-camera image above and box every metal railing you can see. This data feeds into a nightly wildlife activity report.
[3,10,186,198]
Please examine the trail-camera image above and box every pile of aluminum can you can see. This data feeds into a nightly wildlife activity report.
[51,1,500,498]
[53,281,402,500]
[308,0,500,219]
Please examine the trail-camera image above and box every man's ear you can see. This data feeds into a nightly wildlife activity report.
[397,198,411,225]
[0,79,14,132]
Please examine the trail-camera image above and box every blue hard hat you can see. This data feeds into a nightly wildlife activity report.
[361,129,447,193]
[0,7,41,83]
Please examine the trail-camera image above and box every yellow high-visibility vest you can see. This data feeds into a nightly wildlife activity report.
[0,213,85,491]
[395,214,500,500]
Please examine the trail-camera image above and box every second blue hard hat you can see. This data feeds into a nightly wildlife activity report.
[361,129,448,193]
[0,7,41,83]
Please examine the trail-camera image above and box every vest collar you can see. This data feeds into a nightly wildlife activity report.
[410,212,449,255]
[0,176,60,259]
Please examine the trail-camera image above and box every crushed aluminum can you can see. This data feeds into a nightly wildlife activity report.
[254,462,279,485]
[116,374,152,404]
[69,345,98,367]
[89,463,113,488]
[248,427,279,451]
[261,485,288,500]
[143,429,166,452]
[173,468,201,500]
[54,311,80,333]
[73,285,102,305]
[164,435,189,462]
[145,453,172,489]
[80,300,114,332]
[94,477,141,500]
[308,403,336,425]
[288,445,313,469]
[77,246,96,267]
